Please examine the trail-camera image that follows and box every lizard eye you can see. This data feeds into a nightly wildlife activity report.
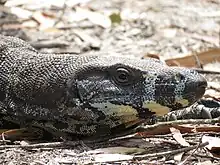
[113,68,132,85]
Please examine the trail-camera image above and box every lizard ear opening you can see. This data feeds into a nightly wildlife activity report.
[66,78,83,105]
[67,71,107,104]
[0,90,6,102]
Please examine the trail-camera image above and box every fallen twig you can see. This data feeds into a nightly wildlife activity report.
[133,142,209,160]
[193,68,220,75]
[30,40,70,49]
[179,140,202,165]
[194,153,220,161]
[136,118,220,133]
[209,85,220,92]
[0,141,81,150]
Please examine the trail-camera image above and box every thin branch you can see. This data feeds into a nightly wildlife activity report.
[178,141,202,165]
[193,68,220,75]
[0,141,81,150]
[133,142,209,160]
[136,118,220,132]
[30,40,70,49]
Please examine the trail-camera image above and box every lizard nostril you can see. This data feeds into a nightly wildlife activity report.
[179,73,185,81]
[198,81,207,88]
[197,78,207,89]
[174,73,185,82]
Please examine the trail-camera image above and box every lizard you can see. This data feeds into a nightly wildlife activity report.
[0,35,207,138]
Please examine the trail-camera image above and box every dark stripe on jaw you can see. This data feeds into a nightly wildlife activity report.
[154,75,176,107]
[81,103,107,121]
[135,107,155,119]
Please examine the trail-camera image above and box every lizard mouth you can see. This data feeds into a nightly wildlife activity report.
[181,75,207,107]
[140,77,207,114]
[194,80,207,100]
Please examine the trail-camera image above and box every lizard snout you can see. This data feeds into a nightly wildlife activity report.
[191,75,207,100]
[197,78,207,89]
[177,68,207,107]
[147,67,208,111]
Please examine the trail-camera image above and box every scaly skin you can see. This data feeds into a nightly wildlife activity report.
[0,35,207,136]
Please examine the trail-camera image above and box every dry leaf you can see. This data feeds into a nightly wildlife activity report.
[202,135,220,151]
[43,27,62,33]
[138,124,220,137]
[161,28,177,38]
[109,13,122,24]
[73,30,101,48]
[22,20,38,28]
[92,147,144,155]
[20,140,29,146]
[10,7,32,19]
[170,127,190,147]
[204,88,220,99]
[174,152,184,162]
[203,62,220,72]
[76,7,111,28]
[196,160,213,165]
[142,53,167,65]
[165,48,220,68]
[66,0,92,7]
[94,154,133,163]
[32,11,56,30]
[142,53,160,60]
[6,0,66,9]
[5,0,31,7]
[190,33,219,46]
[66,8,87,22]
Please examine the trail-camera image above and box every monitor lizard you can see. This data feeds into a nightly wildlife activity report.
[0,35,207,137]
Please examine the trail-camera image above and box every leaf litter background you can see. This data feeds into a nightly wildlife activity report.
[0,0,220,164]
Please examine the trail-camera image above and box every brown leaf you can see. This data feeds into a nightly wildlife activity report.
[0,128,43,140]
[142,53,160,60]
[165,48,220,68]
[138,124,220,137]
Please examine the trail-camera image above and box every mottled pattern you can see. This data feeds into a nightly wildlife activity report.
[0,35,207,136]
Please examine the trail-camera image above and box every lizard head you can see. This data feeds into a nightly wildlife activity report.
[67,55,207,129]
